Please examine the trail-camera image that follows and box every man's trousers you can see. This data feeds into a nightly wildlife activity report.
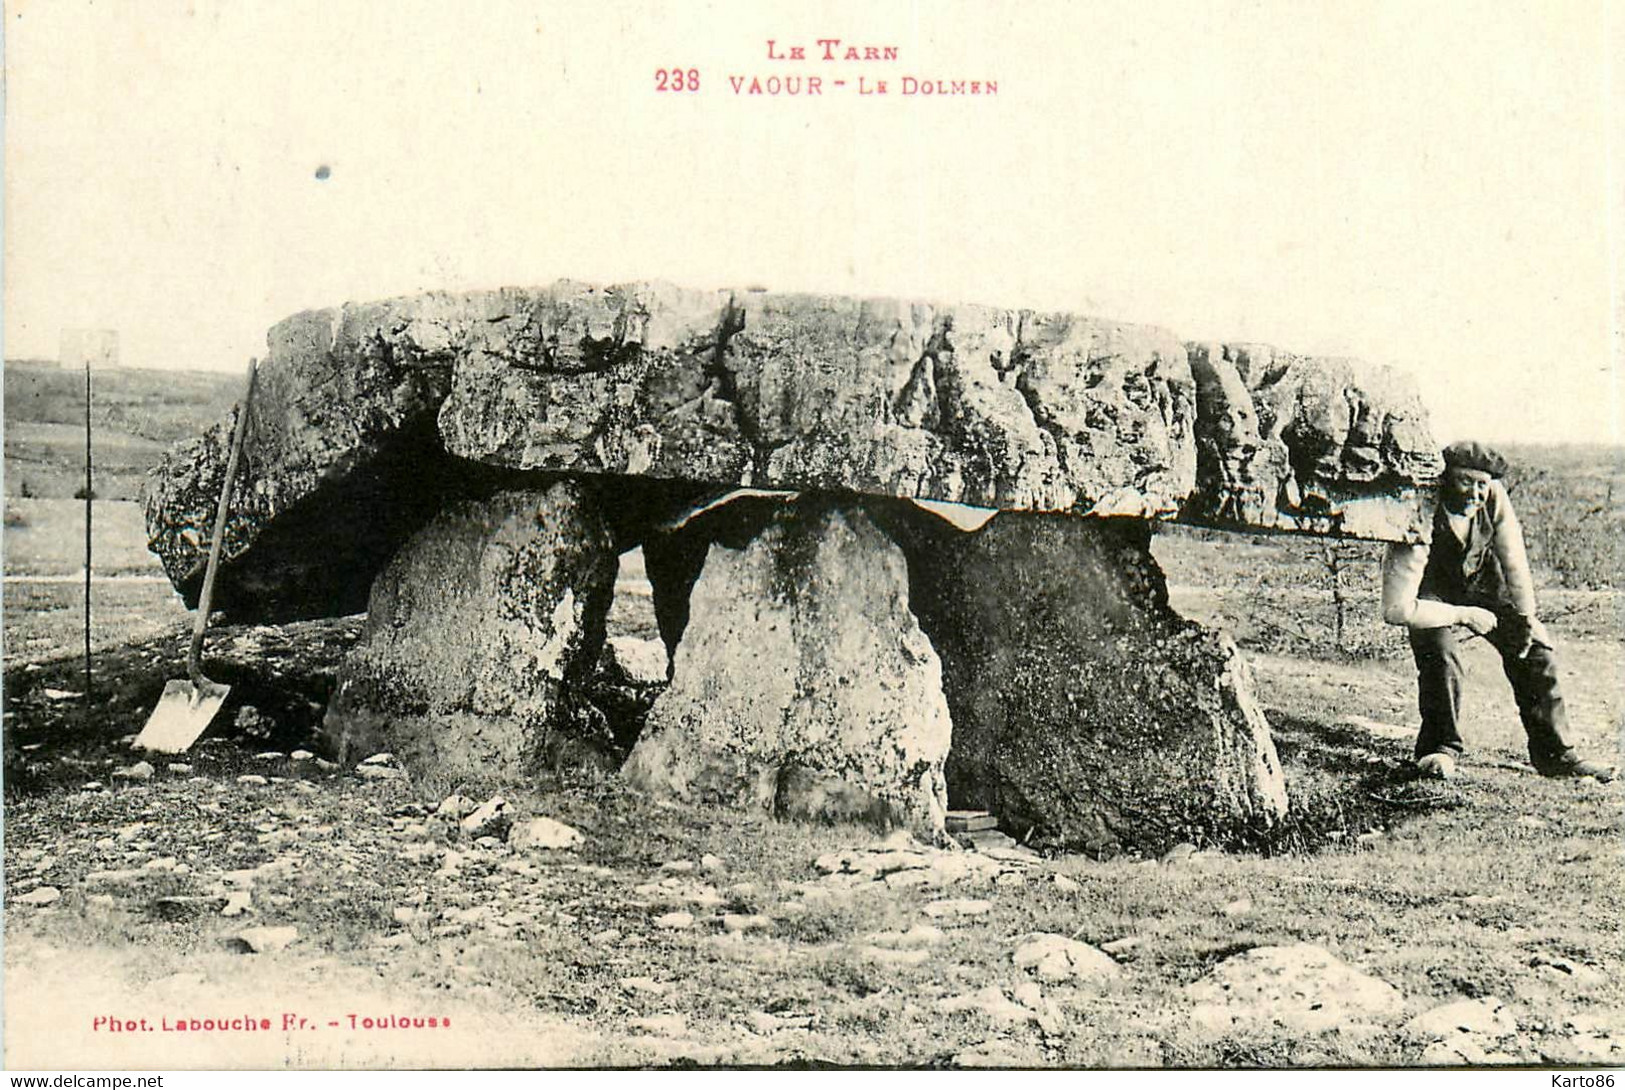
[1407,623,1576,769]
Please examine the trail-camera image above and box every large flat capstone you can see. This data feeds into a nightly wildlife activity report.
[144,281,1441,622]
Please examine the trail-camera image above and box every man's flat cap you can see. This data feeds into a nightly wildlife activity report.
[1441,440,1509,478]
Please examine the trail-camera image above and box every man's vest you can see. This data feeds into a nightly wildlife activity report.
[1419,486,1509,607]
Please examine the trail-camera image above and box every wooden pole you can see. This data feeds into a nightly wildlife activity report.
[84,356,93,698]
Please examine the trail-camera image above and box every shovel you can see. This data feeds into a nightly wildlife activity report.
[135,359,258,753]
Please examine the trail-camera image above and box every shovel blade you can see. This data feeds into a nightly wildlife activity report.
[135,678,230,754]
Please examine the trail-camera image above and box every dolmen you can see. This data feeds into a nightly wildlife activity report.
[143,281,1442,856]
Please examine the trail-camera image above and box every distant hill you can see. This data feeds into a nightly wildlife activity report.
[4,362,241,501]
[1499,442,1624,590]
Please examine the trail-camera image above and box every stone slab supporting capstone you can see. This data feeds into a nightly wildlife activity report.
[873,501,1288,857]
[639,493,790,661]
[321,483,618,779]
[143,282,1442,625]
[622,499,953,835]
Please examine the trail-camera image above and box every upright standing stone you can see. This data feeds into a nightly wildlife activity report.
[623,499,953,834]
[878,503,1287,856]
[322,483,618,778]
[638,492,790,659]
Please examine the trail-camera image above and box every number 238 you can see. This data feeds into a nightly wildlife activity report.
[656,68,700,92]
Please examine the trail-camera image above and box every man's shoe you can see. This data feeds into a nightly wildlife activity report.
[1416,753,1457,780]
[1537,757,1615,783]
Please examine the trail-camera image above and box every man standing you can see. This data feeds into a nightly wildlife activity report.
[1381,441,1614,781]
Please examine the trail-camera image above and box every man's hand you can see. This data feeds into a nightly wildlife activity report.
[1459,606,1499,635]
[1489,606,1553,659]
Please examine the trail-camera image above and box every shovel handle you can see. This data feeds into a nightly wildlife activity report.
[188,358,258,687]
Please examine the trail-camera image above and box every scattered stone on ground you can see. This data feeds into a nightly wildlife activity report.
[220,891,253,917]
[236,775,268,786]
[1548,1016,1625,1064]
[234,707,272,735]
[1404,997,1519,1040]
[15,887,62,907]
[1417,1035,1518,1066]
[112,762,155,781]
[461,797,511,839]
[936,986,1039,1027]
[922,898,994,920]
[233,926,300,953]
[634,878,725,910]
[1013,934,1123,983]
[620,976,668,996]
[722,914,771,934]
[865,925,945,949]
[859,946,931,966]
[1185,944,1404,1035]
[628,1014,687,1036]
[508,817,583,851]
[653,911,695,930]
[436,795,476,820]
[811,842,1014,893]
[1529,954,1606,987]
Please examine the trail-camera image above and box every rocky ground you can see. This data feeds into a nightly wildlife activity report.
[4,602,1623,1070]
[5,507,1623,1070]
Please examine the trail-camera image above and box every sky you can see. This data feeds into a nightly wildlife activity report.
[4,0,1618,445]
